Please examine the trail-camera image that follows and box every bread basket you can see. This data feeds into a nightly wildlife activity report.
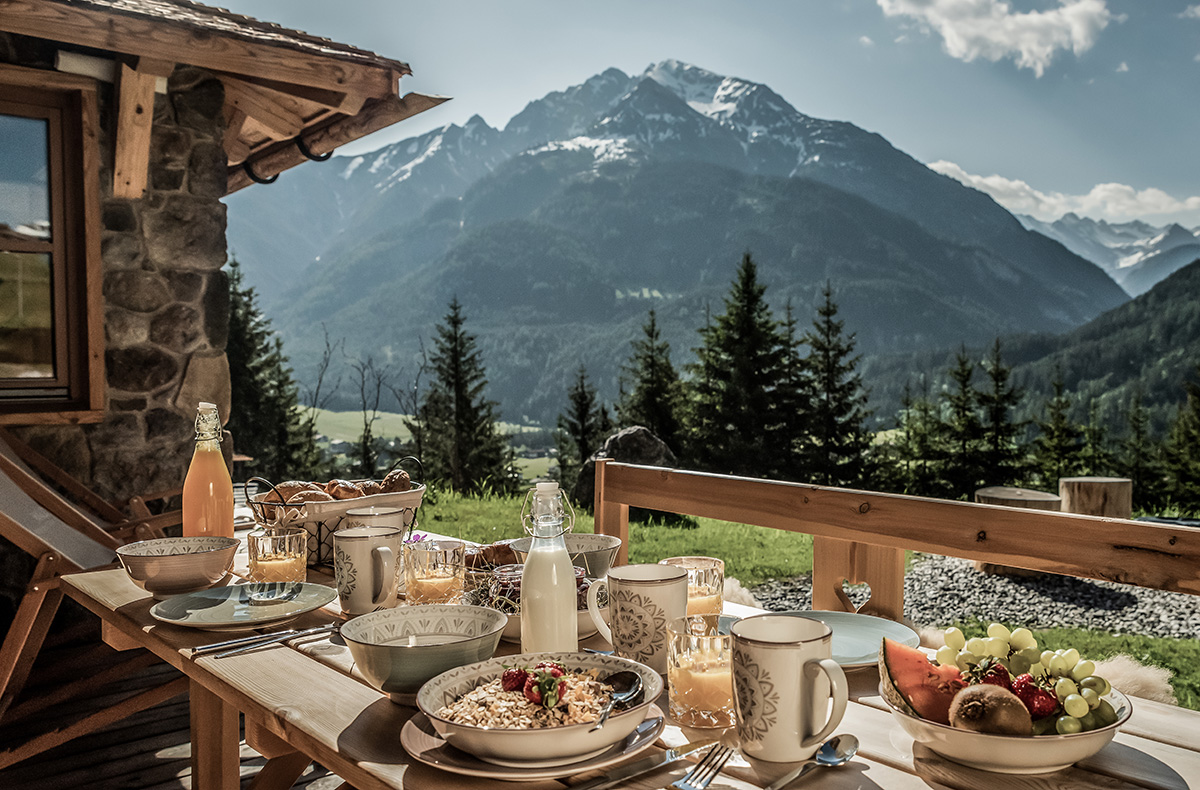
[246,458,424,566]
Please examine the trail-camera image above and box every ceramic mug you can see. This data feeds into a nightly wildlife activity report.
[587,563,687,673]
[730,614,848,762]
[334,525,403,616]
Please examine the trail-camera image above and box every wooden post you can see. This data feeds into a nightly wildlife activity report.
[1059,477,1133,518]
[594,459,630,566]
[971,487,1060,576]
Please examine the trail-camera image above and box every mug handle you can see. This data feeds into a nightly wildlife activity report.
[800,657,848,750]
[371,546,395,607]
[586,578,612,643]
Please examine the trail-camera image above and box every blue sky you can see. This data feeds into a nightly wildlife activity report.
[219,0,1200,226]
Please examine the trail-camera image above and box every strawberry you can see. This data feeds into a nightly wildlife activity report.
[968,657,1012,691]
[534,661,565,677]
[501,667,528,692]
[523,674,542,705]
[1012,673,1059,719]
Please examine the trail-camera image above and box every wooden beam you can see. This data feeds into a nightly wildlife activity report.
[221,77,304,139]
[113,62,157,198]
[211,70,365,113]
[0,0,399,96]
[226,92,450,193]
[0,61,96,92]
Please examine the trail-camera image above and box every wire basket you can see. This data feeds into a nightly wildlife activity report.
[245,457,424,567]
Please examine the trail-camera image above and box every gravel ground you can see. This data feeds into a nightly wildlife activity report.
[751,554,1200,640]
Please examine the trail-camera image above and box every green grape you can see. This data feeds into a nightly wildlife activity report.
[1018,646,1041,664]
[1095,699,1118,726]
[1032,717,1057,736]
[965,637,987,656]
[1070,660,1096,681]
[1080,675,1111,696]
[984,637,1008,657]
[942,627,966,651]
[1078,711,1098,731]
[1009,653,1032,675]
[1055,677,1078,699]
[955,650,980,671]
[1063,693,1089,718]
[1080,688,1101,709]
[1040,650,1057,666]
[1056,715,1083,734]
[1048,655,1069,676]
[987,622,1011,641]
[1028,662,1045,677]
[1061,648,1081,667]
[1009,627,1036,651]
[935,645,957,666]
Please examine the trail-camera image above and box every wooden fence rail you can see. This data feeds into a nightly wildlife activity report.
[593,460,1200,622]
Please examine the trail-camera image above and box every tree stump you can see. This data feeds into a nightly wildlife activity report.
[971,486,1061,576]
[1059,477,1132,518]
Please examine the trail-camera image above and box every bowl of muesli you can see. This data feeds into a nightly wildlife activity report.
[416,651,662,767]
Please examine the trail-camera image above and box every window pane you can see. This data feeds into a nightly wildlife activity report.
[0,114,50,241]
[0,251,54,379]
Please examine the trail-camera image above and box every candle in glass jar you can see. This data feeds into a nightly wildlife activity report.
[407,571,463,604]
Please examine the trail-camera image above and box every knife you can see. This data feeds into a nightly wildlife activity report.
[568,739,717,790]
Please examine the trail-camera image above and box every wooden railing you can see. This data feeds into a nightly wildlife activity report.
[593,460,1200,622]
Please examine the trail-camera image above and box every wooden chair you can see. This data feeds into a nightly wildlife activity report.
[0,429,185,768]
[593,460,1200,621]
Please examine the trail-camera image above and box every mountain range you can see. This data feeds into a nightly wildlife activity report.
[226,61,1131,424]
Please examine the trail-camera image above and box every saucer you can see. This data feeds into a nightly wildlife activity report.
[400,704,665,780]
[777,610,920,668]
[150,582,336,632]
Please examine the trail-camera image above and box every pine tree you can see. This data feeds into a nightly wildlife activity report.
[894,379,942,497]
[976,339,1024,486]
[408,298,509,493]
[1079,399,1115,476]
[557,366,604,492]
[1163,371,1200,509]
[225,258,317,481]
[686,253,789,477]
[939,348,986,499]
[617,310,683,453]
[1034,371,1081,488]
[803,282,872,487]
[1118,391,1164,510]
[774,300,812,481]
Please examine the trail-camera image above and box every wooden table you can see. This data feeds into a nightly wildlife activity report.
[60,569,1200,790]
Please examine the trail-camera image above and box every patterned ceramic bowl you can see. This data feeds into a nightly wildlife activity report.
[417,651,663,768]
[116,536,239,599]
[509,534,622,579]
[341,604,506,705]
[882,684,1132,773]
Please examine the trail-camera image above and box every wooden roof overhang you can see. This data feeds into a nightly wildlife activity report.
[0,0,448,196]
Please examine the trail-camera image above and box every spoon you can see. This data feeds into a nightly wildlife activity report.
[763,734,859,790]
[589,671,643,732]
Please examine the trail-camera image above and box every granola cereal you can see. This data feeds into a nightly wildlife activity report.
[436,669,613,729]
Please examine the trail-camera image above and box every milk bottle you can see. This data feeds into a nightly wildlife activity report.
[520,482,578,653]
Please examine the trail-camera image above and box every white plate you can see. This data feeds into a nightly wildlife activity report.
[401,704,665,781]
[778,610,920,668]
[150,583,336,632]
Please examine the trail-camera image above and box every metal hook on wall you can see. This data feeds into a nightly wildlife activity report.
[243,159,278,185]
[295,136,332,162]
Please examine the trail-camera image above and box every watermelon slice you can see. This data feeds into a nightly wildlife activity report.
[879,637,966,725]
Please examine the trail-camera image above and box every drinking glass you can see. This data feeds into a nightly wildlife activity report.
[403,539,466,604]
[246,527,306,602]
[659,556,724,616]
[667,614,735,728]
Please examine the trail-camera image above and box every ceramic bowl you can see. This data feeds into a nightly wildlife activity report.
[417,651,663,768]
[509,534,622,579]
[116,536,239,599]
[341,604,506,705]
[499,607,607,643]
[882,685,1132,774]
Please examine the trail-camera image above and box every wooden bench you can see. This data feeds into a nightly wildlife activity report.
[593,460,1200,622]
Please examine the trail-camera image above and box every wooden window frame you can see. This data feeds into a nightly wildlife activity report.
[0,65,103,424]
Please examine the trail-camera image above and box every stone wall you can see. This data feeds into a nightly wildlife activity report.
[2,36,232,504]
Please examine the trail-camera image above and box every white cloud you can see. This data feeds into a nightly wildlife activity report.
[876,0,1115,77]
[1116,61,1129,72]
[928,160,1200,224]
[859,35,876,47]
[1181,5,1200,19]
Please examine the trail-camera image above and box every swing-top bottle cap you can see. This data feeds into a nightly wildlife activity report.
[194,401,221,440]
[536,481,559,494]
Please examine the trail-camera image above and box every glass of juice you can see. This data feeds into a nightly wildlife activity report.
[659,556,724,616]
[404,539,466,604]
[667,614,735,728]
[247,527,307,602]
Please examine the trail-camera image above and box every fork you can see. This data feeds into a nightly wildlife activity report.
[670,744,735,790]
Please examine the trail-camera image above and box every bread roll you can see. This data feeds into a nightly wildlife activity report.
[380,468,412,493]
[287,489,335,505]
[360,480,383,497]
[325,479,364,500]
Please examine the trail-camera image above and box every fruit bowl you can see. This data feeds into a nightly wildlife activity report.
[881,684,1132,774]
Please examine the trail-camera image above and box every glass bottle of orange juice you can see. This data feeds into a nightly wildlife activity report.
[182,401,234,538]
